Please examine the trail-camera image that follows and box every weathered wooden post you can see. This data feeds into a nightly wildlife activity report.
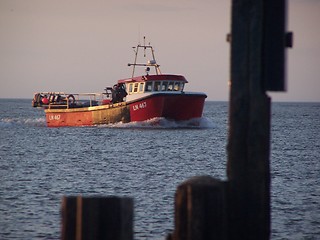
[61,196,133,240]
[227,0,291,239]
[170,0,292,239]
[227,0,271,238]
[170,176,227,240]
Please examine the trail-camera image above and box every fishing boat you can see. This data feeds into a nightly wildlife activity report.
[32,39,207,127]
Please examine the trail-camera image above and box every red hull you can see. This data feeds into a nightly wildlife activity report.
[45,94,206,127]
[129,93,206,122]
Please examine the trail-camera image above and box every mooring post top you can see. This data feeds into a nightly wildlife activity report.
[178,175,225,187]
[61,195,134,209]
[62,195,133,200]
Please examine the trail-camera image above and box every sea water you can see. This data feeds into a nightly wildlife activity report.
[0,99,319,239]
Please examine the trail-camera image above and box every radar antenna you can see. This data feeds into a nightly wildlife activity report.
[127,36,161,78]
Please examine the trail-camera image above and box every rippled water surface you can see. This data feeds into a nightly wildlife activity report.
[0,99,319,239]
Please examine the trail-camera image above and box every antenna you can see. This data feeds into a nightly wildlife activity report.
[128,37,162,78]
[138,25,141,45]
[143,36,146,57]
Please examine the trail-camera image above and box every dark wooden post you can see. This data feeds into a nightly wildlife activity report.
[61,196,133,240]
[170,0,291,239]
[227,0,271,238]
[170,176,227,240]
[168,0,292,240]
[227,0,290,239]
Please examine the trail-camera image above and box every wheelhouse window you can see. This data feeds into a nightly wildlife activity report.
[139,83,145,92]
[161,82,168,91]
[180,83,185,91]
[154,81,161,91]
[128,83,133,93]
[133,83,139,93]
[174,82,181,91]
[139,80,185,93]
[145,82,153,92]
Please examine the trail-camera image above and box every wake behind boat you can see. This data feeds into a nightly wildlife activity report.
[32,38,207,127]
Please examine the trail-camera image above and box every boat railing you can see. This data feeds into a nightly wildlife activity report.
[33,92,113,109]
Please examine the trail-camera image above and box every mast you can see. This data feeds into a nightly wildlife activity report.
[128,36,161,78]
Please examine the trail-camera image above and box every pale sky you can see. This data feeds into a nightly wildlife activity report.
[0,0,319,102]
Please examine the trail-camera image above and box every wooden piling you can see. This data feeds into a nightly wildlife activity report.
[171,176,227,240]
[169,0,291,238]
[227,0,290,238]
[61,196,133,240]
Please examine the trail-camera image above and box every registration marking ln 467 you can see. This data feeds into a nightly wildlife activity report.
[48,114,61,120]
[132,102,147,111]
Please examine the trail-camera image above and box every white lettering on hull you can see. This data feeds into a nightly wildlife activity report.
[48,114,61,120]
[132,102,147,111]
